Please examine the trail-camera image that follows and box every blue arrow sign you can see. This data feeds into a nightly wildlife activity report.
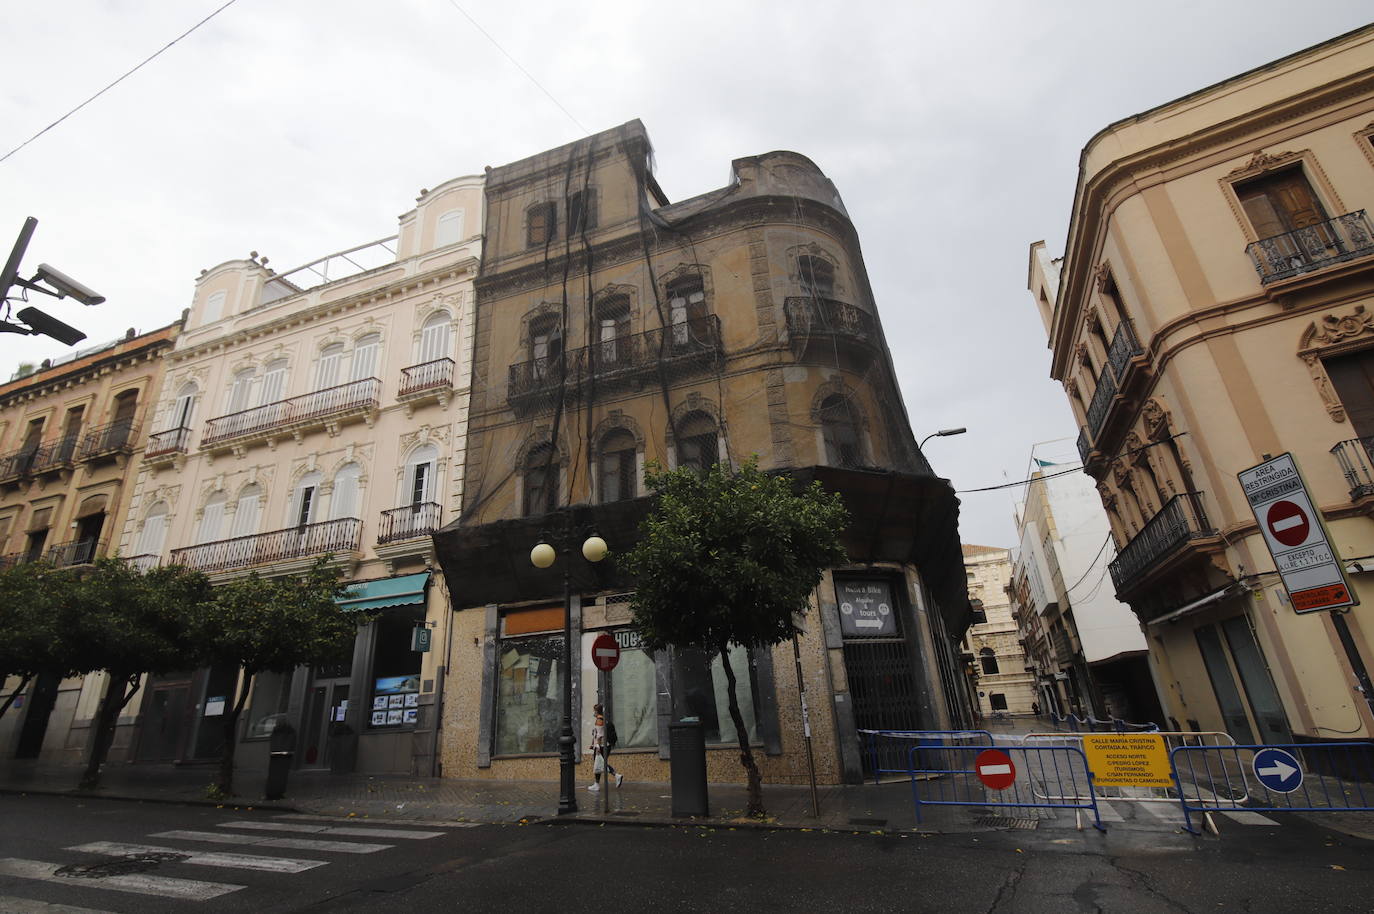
[1252,747,1303,794]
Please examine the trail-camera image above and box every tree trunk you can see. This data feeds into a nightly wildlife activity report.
[80,670,137,789]
[718,641,764,817]
[216,671,254,797]
[0,673,33,722]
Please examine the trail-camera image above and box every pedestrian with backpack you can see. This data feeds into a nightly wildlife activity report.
[588,703,623,791]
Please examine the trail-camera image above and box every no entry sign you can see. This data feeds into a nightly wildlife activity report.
[591,632,620,671]
[1266,500,1310,548]
[974,748,1016,790]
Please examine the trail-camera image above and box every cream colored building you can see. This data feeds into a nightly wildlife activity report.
[1030,25,1374,743]
[117,174,481,774]
[962,544,1036,716]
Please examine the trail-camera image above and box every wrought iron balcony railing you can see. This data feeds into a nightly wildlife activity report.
[1247,210,1374,284]
[0,446,38,483]
[123,554,162,573]
[1077,428,1092,465]
[398,358,455,399]
[1084,368,1117,440]
[783,297,879,349]
[169,517,362,573]
[145,426,192,460]
[1108,492,1215,593]
[378,502,442,544]
[1331,437,1374,501]
[202,378,380,448]
[1105,319,1143,383]
[78,420,138,462]
[46,539,103,567]
[30,434,82,475]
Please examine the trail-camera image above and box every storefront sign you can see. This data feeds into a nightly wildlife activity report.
[835,580,897,637]
[204,696,226,717]
[1081,733,1171,788]
[411,626,432,652]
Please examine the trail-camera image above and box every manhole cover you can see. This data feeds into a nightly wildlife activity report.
[973,816,1040,830]
[57,853,189,879]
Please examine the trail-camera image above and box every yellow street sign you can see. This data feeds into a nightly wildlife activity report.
[1082,733,1171,788]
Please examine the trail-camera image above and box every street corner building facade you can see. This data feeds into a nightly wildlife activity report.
[1029,25,1374,745]
[114,173,483,775]
[432,120,974,787]
[0,323,180,763]
[960,544,1037,719]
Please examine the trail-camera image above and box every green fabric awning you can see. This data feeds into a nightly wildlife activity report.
[338,571,430,612]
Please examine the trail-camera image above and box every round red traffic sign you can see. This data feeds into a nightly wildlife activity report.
[974,748,1016,791]
[1266,499,1310,548]
[591,632,620,671]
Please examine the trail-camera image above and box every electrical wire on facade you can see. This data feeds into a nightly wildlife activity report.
[957,433,1186,494]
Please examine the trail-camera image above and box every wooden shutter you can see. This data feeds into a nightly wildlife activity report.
[1237,169,1328,238]
[1324,350,1374,438]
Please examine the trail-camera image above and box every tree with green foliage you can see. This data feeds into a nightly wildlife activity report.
[191,559,355,797]
[622,458,848,816]
[0,561,77,721]
[71,559,214,789]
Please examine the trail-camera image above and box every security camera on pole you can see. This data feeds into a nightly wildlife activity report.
[0,217,105,347]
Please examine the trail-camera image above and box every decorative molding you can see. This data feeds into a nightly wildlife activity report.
[1226,149,1301,178]
[1297,305,1374,424]
[1220,148,1346,245]
[590,409,646,451]
[1301,304,1374,348]
[1140,398,1172,441]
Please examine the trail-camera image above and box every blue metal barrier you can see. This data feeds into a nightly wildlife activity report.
[907,743,1106,831]
[859,729,993,785]
[1170,742,1374,835]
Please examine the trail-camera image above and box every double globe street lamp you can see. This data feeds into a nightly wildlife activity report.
[530,531,609,815]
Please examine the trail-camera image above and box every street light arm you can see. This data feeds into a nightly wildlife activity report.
[919,427,968,449]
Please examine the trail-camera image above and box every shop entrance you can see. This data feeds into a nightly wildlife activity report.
[135,675,194,762]
[300,676,351,768]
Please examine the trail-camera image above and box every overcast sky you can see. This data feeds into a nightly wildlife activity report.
[2,1,1370,549]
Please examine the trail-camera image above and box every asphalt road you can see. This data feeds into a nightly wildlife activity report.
[0,794,1370,913]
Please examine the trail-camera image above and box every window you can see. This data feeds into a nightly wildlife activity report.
[605,630,657,748]
[798,255,835,298]
[818,395,862,467]
[989,693,1008,711]
[406,444,437,505]
[568,190,595,234]
[136,502,169,557]
[316,344,344,391]
[527,202,557,248]
[230,485,262,538]
[523,444,558,516]
[293,471,322,528]
[198,492,226,544]
[495,620,565,754]
[435,209,465,248]
[419,313,452,364]
[668,277,707,347]
[595,296,631,368]
[1322,349,1374,438]
[969,600,987,625]
[331,463,361,520]
[530,315,562,380]
[351,334,380,382]
[675,412,718,473]
[671,644,759,745]
[202,290,226,325]
[246,671,293,739]
[979,647,1000,675]
[227,368,256,413]
[172,382,199,429]
[1236,168,1328,240]
[367,613,424,730]
[598,430,636,503]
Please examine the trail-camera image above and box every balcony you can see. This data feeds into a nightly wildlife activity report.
[1331,437,1374,503]
[201,378,380,451]
[398,358,455,409]
[78,420,138,463]
[507,317,723,414]
[1076,428,1093,465]
[46,539,102,567]
[1084,367,1117,441]
[145,426,192,464]
[1247,211,1374,284]
[123,554,162,573]
[0,447,37,485]
[29,434,82,476]
[1108,492,1217,595]
[784,297,880,366]
[169,517,362,575]
[378,502,442,545]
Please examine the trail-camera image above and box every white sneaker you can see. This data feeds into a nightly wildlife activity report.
[587,783,600,792]
[615,773,624,787]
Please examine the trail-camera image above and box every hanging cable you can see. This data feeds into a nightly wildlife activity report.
[957,433,1185,493]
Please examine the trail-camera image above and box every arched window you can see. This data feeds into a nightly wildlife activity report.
[676,412,719,473]
[798,256,835,298]
[979,647,1000,676]
[292,471,323,528]
[259,359,289,406]
[198,492,227,544]
[172,382,199,429]
[406,444,438,506]
[331,463,362,519]
[436,209,465,247]
[667,276,707,348]
[136,501,169,557]
[529,314,562,380]
[227,368,256,413]
[818,395,863,468]
[419,312,452,364]
[230,484,262,538]
[598,430,636,504]
[351,334,381,382]
[522,444,559,516]
[595,296,631,368]
[316,343,344,390]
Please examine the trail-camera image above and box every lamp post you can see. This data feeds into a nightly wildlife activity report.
[531,529,608,815]
[919,427,967,449]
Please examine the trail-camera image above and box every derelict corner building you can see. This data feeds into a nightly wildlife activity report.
[433,120,974,785]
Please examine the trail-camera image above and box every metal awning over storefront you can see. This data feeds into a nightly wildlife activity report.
[1145,580,1247,627]
[338,571,430,612]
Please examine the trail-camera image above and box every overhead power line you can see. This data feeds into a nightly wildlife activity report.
[955,433,1185,494]
[1,0,242,165]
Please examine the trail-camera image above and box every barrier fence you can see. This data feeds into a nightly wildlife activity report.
[1171,742,1374,835]
[1022,731,1244,806]
[1046,711,1159,733]
[859,729,993,784]
[907,743,1107,831]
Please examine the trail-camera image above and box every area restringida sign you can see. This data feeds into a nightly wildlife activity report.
[1238,452,1358,614]
[1081,734,1172,788]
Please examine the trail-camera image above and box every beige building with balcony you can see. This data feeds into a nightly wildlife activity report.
[0,323,180,763]
[1030,25,1374,744]
[117,174,481,774]
[961,544,1036,717]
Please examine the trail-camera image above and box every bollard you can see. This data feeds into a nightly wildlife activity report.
[264,720,296,800]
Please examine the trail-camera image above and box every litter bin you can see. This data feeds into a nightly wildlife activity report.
[670,719,709,817]
[264,721,295,800]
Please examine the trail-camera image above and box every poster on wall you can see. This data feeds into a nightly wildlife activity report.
[835,580,898,637]
[370,674,422,727]
[403,708,418,724]
[386,709,403,725]
[370,711,388,726]
[372,696,388,711]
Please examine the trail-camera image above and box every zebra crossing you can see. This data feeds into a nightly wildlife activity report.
[0,814,479,908]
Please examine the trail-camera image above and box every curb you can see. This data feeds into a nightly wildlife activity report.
[0,785,299,814]
[544,812,941,836]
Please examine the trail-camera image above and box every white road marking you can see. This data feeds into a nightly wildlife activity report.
[217,821,444,840]
[0,895,115,914]
[0,859,241,902]
[1095,803,1125,822]
[274,814,481,829]
[66,842,327,874]
[1222,810,1280,826]
[1136,803,1179,822]
[150,830,393,855]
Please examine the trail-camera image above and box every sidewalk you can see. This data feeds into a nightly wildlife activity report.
[0,760,965,834]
